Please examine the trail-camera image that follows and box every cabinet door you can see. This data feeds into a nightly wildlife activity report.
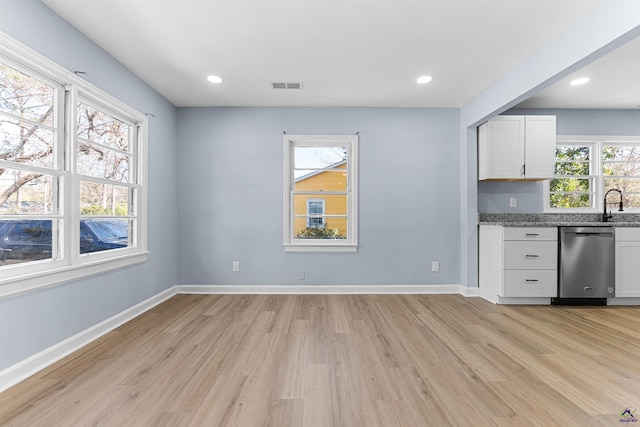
[478,116,525,180]
[524,115,556,179]
[615,228,640,297]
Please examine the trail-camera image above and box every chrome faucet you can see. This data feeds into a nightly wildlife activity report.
[603,188,624,222]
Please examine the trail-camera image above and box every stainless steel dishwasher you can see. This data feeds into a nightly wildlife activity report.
[558,226,615,300]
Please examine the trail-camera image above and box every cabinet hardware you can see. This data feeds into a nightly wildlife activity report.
[525,279,539,282]
[525,233,539,236]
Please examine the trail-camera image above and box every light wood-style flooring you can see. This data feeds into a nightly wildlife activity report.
[2,294,640,426]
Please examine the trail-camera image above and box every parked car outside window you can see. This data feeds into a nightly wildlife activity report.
[0,219,128,265]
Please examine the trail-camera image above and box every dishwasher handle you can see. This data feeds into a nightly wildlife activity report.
[573,232,614,237]
[561,227,614,238]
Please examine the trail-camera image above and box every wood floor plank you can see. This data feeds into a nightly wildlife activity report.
[2,294,640,426]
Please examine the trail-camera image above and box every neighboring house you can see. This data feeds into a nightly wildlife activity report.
[294,161,347,237]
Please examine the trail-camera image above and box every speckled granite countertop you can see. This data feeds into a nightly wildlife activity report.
[478,213,640,227]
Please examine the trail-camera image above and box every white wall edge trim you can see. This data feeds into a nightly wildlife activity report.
[177,284,480,296]
[0,286,177,394]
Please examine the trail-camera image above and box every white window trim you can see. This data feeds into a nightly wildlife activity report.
[283,134,358,253]
[544,135,640,213]
[0,33,148,298]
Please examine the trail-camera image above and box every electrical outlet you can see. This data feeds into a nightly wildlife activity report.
[510,197,517,208]
[431,261,439,272]
[232,261,240,272]
[298,270,305,280]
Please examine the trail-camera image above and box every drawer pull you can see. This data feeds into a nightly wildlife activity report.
[525,279,539,282]
[525,254,539,258]
[525,233,539,237]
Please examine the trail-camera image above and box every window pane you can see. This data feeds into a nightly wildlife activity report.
[0,219,56,265]
[77,102,129,151]
[0,62,55,125]
[619,193,640,209]
[605,177,640,197]
[555,161,589,176]
[77,142,130,182]
[295,219,347,239]
[80,181,129,215]
[0,170,57,214]
[549,193,591,208]
[294,146,347,175]
[556,146,590,161]
[0,118,55,168]
[603,146,640,162]
[294,194,347,239]
[308,200,323,215]
[549,177,591,193]
[80,218,129,254]
[295,169,347,191]
[603,162,640,177]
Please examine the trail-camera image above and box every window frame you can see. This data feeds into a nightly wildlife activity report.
[544,135,640,213]
[0,33,148,298]
[283,134,358,252]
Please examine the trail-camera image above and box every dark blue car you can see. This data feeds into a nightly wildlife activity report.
[0,219,128,264]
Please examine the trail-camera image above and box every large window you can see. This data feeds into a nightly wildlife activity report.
[0,34,147,297]
[283,134,358,252]
[546,136,640,212]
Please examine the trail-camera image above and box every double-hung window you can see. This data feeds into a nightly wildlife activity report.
[545,136,640,211]
[0,34,147,297]
[284,134,358,252]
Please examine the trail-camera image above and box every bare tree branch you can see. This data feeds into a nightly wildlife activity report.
[0,173,42,207]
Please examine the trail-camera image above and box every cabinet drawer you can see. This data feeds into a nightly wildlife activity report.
[503,227,557,241]
[502,270,557,297]
[503,241,558,269]
[615,227,640,242]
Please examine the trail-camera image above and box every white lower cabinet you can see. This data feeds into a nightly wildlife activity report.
[615,228,640,298]
[480,226,558,303]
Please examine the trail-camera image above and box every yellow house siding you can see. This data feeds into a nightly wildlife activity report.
[293,165,348,237]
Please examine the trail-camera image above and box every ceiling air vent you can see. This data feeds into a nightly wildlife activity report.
[271,82,303,90]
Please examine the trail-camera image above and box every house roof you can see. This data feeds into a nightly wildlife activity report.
[295,160,347,182]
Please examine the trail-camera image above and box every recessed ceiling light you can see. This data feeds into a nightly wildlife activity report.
[569,77,590,86]
[207,75,223,84]
[417,75,433,84]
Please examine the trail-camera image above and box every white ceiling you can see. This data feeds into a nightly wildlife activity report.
[515,34,640,109]
[40,0,627,109]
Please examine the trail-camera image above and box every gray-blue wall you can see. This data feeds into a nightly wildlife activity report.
[177,107,461,287]
[477,109,640,213]
[0,0,179,371]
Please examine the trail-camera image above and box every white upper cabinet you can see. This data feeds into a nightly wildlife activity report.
[478,115,556,180]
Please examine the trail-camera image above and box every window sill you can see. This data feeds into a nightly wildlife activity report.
[284,243,357,253]
[0,251,149,299]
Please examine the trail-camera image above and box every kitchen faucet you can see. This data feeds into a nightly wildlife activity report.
[603,188,624,222]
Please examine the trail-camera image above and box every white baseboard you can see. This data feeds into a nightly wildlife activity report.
[178,284,480,296]
[0,286,177,394]
[607,297,640,306]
